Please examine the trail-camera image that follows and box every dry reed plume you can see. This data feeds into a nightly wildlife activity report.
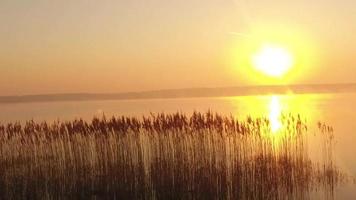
[0,111,344,199]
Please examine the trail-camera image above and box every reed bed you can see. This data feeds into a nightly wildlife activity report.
[0,111,343,199]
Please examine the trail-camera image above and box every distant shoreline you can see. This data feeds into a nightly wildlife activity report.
[1,83,356,104]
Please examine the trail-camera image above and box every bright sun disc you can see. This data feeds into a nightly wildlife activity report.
[252,44,293,77]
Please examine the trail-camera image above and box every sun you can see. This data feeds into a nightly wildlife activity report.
[252,44,293,77]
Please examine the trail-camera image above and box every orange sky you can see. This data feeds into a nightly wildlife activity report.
[1,0,356,95]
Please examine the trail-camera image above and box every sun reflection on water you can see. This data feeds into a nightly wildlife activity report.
[269,95,282,133]
[229,93,325,137]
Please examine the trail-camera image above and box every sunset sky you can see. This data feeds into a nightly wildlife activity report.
[1,0,356,95]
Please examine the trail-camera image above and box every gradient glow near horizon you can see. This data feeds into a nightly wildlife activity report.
[1,0,356,95]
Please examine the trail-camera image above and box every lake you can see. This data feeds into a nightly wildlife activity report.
[1,92,355,198]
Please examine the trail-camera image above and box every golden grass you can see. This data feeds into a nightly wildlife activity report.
[0,111,344,199]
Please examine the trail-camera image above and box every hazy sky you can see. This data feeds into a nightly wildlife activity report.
[1,0,356,95]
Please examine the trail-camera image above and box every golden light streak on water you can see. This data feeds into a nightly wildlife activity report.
[269,95,282,133]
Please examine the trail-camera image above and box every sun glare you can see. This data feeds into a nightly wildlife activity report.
[252,44,293,77]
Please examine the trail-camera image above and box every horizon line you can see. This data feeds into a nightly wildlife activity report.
[2,82,356,98]
[1,83,356,104]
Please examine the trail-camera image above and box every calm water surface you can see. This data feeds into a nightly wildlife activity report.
[1,92,356,198]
